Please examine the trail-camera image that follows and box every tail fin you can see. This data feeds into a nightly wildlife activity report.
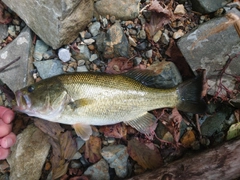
[176,73,207,114]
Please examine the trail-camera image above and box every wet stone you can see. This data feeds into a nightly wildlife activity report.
[101,145,129,178]
[177,8,240,97]
[84,159,110,180]
[77,44,91,60]
[34,40,49,61]
[7,125,51,180]
[191,0,231,14]
[76,65,88,72]
[33,59,64,79]
[89,22,101,37]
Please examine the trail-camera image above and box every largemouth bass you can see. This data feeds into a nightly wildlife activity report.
[13,71,206,140]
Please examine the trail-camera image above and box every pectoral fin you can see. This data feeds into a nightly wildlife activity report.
[72,123,92,141]
[124,112,158,135]
[68,98,93,110]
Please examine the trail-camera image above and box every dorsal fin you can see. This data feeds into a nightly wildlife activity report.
[123,69,158,87]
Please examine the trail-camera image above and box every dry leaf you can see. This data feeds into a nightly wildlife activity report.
[127,138,163,169]
[84,136,102,163]
[180,130,196,148]
[105,57,134,74]
[99,123,127,139]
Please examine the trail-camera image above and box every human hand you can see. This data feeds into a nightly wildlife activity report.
[0,106,16,160]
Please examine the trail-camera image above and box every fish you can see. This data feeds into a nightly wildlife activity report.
[13,70,207,141]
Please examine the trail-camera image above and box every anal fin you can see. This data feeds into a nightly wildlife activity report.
[72,123,92,141]
[124,112,158,135]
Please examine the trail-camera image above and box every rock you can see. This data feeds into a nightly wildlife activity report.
[138,29,146,39]
[191,0,230,14]
[33,59,64,79]
[84,159,110,180]
[102,18,108,28]
[34,40,49,61]
[145,49,153,58]
[174,4,186,15]
[89,54,98,62]
[153,30,162,43]
[177,9,240,97]
[160,32,169,45]
[0,24,8,42]
[8,25,16,37]
[43,50,56,60]
[76,65,88,72]
[110,16,116,24]
[128,36,137,47]
[96,22,129,59]
[173,29,185,39]
[83,38,95,45]
[89,22,101,37]
[2,0,94,49]
[77,44,91,60]
[146,61,182,88]
[95,0,140,20]
[0,26,33,93]
[7,125,51,180]
[58,48,71,62]
[101,145,129,178]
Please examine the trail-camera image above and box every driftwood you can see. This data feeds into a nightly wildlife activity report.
[129,139,240,180]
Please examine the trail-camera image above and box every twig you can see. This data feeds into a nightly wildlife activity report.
[0,56,21,73]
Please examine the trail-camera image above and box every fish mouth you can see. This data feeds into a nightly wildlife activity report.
[13,90,32,111]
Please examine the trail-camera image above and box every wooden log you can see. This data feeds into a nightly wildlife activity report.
[129,139,240,180]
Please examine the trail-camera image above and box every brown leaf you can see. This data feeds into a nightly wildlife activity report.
[99,123,127,139]
[159,108,182,145]
[84,136,102,163]
[105,57,134,74]
[127,138,163,169]
[148,0,171,15]
[180,130,196,148]
[34,119,64,140]
[60,131,77,160]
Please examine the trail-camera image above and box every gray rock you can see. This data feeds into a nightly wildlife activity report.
[76,65,88,72]
[34,40,49,61]
[0,26,34,93]
[177,9,240,97]
[138,29,146,39]
[0,24,8,42]
[95,0,140,20]
[43,50,56,60]
[7,125,51,180]
[89,54,98,62]
[145,49,153,58]
[89,22,101,37]
[102,18,108,28]
[84,159,110,180]
[34,59,64,79]
[191,0,231,14]
[96,22,129,59]
[78,44,91,60]
[160,32,169,45]
[101,145,129,178]
[2,0,94,49]
[8,25,16,37]
[58,48,71,62]
[0,173,9,180]
[146,61,182,88]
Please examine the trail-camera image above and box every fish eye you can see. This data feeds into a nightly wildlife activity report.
[28,85,35,93]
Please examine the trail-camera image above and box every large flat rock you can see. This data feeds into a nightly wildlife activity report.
[0,26,34,93]
[2,0,93,49]
[177,9,240,97]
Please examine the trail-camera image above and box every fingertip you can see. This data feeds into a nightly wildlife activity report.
[1,108,15,124]
[1,132,16,148]
[0,147,10,160]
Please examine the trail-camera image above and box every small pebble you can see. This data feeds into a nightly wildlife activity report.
[70,160,82,169]
[88,44,95,51]
[83,38,95,45]
[138,29,146,39]
[153,30,162,43]
[110,16,116,23]
[89,54,98,62]
[8,25,16,37]
[160,32,169,45]
[77,65,88,72]
[89,22,101,36]
[58,48,71,62]
[145,49,153,58]
[44,162,51,171]
[173,29,185,39]
[174,4,186,15]
[128,36,137,47]
[78,60,85,66]
[102,18,108,28]
[71,152,82,160]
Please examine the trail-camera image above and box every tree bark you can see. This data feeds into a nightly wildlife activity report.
[129,139,240,180]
